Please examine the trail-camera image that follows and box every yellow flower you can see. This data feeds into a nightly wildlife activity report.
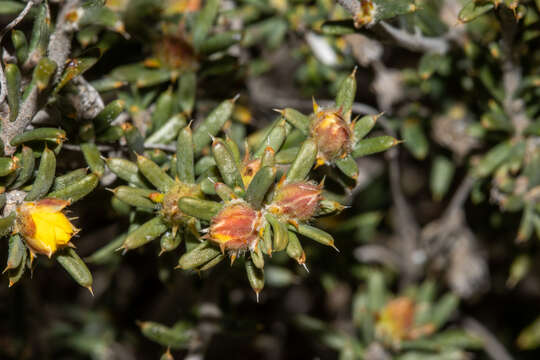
[16,199,77,258]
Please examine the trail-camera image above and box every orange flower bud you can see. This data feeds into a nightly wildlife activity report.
[376,297,415,342]
[208,201,261,251]
[15,199,77,258]
[268,182,321,221]
[354,0,376,27]
[310,109,352,163]
[375,297,436,345]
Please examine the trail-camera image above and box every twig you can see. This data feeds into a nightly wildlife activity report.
[353,244,402,270]
[351,102,378,115]
[442,174,475,219]
[421,174,475,249]
[66,77,104,120]
[342,157,384,205]
[373,22,449,54]
[1,1,105,155]
[62,143,115,152]
[3,190,26,217]
[0,52,6,107]
[335,0,450,54]
[463,317,514,360]
[0,0,39,41]
[62,142,178,153]
[335,0,362,16]
[1,85,39,154]
[111,112,130,126]
[0,1,54,154]
[47,0,81,81]
[378,116,422,283]
[144,143,177,152]
[388,146,422,283]
[498,7,529,137]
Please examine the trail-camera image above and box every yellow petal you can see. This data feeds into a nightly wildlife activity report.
[54,226,71,244]
[32,213,57,244]
[29,208,74,249]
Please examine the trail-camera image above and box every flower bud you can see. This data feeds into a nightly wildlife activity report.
[208,201,261,251]
[310,109,352,163]
[15,199,77,258]
[161,182,203,225]
[268,182,321,221]
[154,36,196,70]
[376,297,416,343]
[354,0,376,28]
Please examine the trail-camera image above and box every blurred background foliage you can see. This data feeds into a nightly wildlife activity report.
[0,0,540,359]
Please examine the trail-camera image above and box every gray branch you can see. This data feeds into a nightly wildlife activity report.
[66,77,104,119]
[1,85,39,154]
[0,0,39,41]
[335,0,362,16]
[443,174,475,219]
[63,142,177,153]
[47,0,81,81]
[499,8,529,137]
[335,0,450,54]
[144,143,177,152]
[1,0,106,155]
[374,22,450,54]
[0,53,6,107]
[353,244,402,270]
[377,116,423,284]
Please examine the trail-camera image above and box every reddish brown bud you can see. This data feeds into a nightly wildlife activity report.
[208,201,261,251]
[310,109,353,162]
[268,182,321,221]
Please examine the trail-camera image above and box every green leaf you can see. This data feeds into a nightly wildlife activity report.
[138,321,191,349]
[458,0,494,23]
[193,0,220,51]
[430,156,455,201]
[401,118,429,160]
